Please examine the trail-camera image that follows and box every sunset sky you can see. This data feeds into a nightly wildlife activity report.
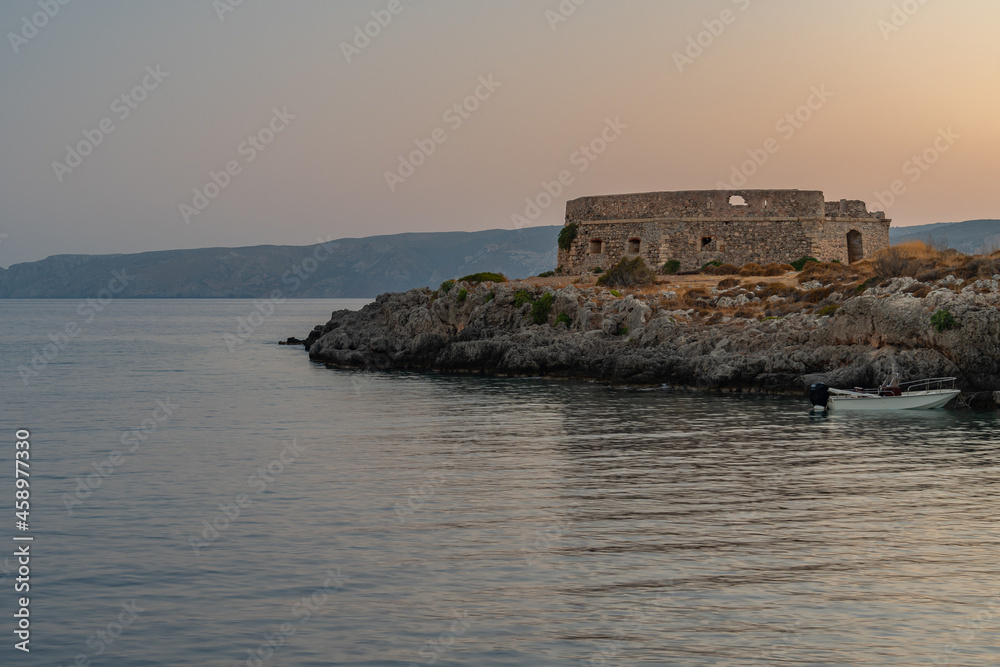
[1,0,997,267]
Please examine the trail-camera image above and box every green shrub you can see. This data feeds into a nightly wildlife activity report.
[513,290,533,308]
[700,260,723,271]
[458,272,507,284]
[555,265,564,274]
[456,288,468,302]
[485,291,495,303]
[816,304,840,317]
[596,257,657,288]
[591,267,604,275]
[855,276,881,294]
[531,293,555,324]
[661,259,681,275]
[931,309,956,332]
[439,279,456,294]
[609,289,622,297]
[791,256,820,272]
[557,223,578,251]
[537,271,555,278]
[554,312,572,327]
[617,325,629,336]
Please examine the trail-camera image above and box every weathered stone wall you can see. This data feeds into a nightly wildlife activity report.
[558,189,891,274]
[824,199,886,219]
[567,189,825,221]
[558,221,660,273]
[658,219,813,271]
[809,219,891,264]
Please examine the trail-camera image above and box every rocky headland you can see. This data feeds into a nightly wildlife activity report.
[300,267,1000,405]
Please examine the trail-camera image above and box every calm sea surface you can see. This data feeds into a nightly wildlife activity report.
[1,299,999,666]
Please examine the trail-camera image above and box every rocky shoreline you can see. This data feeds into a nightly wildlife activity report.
[298,275,1000,406]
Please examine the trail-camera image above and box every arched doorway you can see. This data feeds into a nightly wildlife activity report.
[847,230,863,263]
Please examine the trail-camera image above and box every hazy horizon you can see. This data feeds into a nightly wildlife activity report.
[3,0,998,268]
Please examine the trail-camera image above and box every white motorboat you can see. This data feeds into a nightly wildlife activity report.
[809,376,960,413]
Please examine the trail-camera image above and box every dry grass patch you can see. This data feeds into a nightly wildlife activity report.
[683,288,712,308]
[738,263,764,277]
[763,263,795,276]
[757,282,799,299]
[738,262,793,277]
[803,286,835,303]
[858,241,989,281]
[703,263,740,276]
[797,260,863,285]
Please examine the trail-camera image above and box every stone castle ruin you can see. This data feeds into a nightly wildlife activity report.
[557,189,890,274]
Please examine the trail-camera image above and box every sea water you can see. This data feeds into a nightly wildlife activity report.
[1,299,998,666]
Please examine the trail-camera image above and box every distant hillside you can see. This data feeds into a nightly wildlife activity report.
[0,227,560,298]
[890,219,1000,254]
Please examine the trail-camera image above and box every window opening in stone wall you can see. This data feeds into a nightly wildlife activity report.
[589,239,603,254]
[701,237,716,251]
[628,238,641,253]
[729,195,747,206]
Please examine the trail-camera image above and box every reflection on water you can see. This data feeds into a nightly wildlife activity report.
[2,300,999,666]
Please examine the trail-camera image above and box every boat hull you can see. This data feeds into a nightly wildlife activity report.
[828,389,961,412]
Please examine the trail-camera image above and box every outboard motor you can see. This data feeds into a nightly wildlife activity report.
[809,383,830,410]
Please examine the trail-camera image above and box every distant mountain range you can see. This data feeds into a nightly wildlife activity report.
[3,219,997,299]
[0,227,561,298]
[889,219,1000,254]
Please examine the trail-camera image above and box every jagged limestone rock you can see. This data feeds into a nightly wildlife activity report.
[303,281,1000,393]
